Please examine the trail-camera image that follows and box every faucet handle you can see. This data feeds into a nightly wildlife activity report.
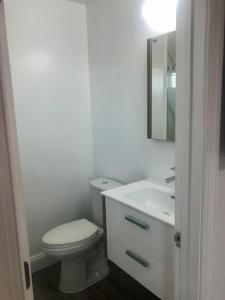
[171,166,176,171]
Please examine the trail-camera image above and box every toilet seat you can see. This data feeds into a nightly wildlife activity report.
[41,219,102,258]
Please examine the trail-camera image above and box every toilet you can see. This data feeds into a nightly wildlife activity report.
[41,178,123,294]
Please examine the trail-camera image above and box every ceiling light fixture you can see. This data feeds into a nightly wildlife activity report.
[142,0,178,34]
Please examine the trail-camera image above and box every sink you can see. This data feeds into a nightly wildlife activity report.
[126,187,174,216]
[102,179,175,226]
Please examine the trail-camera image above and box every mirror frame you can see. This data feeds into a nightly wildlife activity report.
[147,33,176,141]
[147,38,152,139]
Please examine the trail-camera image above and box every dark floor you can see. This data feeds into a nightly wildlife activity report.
[33,262,159,300]
[33,270,131,300]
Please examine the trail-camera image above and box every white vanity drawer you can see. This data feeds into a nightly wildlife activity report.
[105,198,174,300]
[106,198,174,260]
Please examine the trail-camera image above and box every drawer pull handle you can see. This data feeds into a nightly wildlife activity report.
[126,250,150,268]
[125,215,150,230]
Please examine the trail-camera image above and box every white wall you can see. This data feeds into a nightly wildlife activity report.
[87,0,175,184]
[4,0,93,257]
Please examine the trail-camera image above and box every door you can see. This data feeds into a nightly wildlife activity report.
[175,0,225,300]
[0,1,34,300]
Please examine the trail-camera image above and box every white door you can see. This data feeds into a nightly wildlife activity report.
[175,0,225,300]
[0,1,34,300]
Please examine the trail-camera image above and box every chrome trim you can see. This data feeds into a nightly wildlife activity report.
[125,215,150,230]
[126,250,150,268]
[165,175,175,183]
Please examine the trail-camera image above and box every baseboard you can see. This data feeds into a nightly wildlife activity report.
[30,252,57,274]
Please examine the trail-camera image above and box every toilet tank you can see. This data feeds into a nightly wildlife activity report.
[90,178,123,226]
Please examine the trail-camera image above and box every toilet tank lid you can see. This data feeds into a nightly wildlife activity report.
[90,178,123,191]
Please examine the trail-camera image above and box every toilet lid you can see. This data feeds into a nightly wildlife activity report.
[42,219,99,247]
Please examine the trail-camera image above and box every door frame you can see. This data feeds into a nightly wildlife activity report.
[0,0,224,299]
[176,0,225,299]
[0,1,33,300]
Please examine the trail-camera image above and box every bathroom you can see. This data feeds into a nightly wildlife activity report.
[4,0,176,299]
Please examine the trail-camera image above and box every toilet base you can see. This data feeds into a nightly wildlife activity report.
[58,257,109,294]
[56,240,109,294]
[87,261,109,288]
[59,257,87,293]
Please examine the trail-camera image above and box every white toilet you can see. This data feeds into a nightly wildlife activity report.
[41,178,123,294]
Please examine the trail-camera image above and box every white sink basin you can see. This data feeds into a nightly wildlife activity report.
[102,179,175,226]
[126,187,174,215]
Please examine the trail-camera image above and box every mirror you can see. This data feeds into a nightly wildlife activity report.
[147,31,176,141]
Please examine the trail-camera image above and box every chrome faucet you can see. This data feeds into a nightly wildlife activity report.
[165,176,175,183]
[165,167,175,184]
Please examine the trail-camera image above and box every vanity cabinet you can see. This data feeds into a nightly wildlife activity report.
[105,198,174,300]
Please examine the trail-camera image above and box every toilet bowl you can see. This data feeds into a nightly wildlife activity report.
[41,178,123,294]
[42,219,101,259]
[42,219,105,293]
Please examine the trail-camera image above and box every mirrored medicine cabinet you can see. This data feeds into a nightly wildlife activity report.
[147,31,176,141]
